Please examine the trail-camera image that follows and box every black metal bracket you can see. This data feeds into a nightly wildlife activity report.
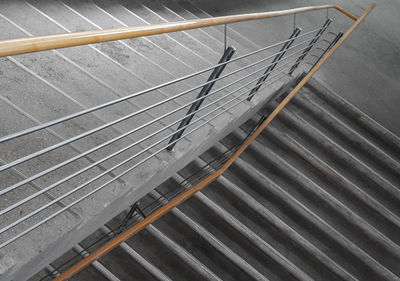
[247,27,302,101]
[116,201,146,234]
[288,18,333,76]
[166,46,236,151]
[309,31,343,71]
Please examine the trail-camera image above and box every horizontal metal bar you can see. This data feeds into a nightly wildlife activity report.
[0,70,288,249]
[0,55,298,220]
[0,27,323,144]
[0,34,320,174]
[0,65,292,247]
[0,46,313,198]
[0,43,310,204]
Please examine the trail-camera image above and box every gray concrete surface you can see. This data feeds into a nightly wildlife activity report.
[177,0,400,137]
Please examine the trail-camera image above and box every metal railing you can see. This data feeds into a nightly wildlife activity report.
[0,4,375,278]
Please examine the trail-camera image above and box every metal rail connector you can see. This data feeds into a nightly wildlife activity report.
[247,27,302,101]
[166,46,236,151]
[288,18,333,75]
[116,202,145,233]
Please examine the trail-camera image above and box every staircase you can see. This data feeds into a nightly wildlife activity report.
[32,78,400,281]
[0,1,390,280]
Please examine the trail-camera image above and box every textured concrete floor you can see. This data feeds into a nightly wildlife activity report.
[180,0,400,137]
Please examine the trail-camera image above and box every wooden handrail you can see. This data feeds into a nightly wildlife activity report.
[53,3,375,280]
[0,5,357,58]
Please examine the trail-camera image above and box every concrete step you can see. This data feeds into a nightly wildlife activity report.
[227,126,400,276]
[288,93,400,191]
[269,101,400,218]
[304,80,400,161]
[176,165,316,281]
[80,230,166,281]
[211,151,396,281]
[297,83,400,183]
[207,142,358,281]
[259,120,400,246]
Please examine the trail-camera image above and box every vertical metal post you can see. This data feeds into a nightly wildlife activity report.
[288,18,333,76]
[247,27,302,101]
[224,24,227,52]
[293,14,296,31]
[309,32,343,71]
[166,46,236,151]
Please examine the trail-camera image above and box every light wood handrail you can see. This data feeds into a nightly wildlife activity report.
[0,5,357,58]
[52,3,375,280]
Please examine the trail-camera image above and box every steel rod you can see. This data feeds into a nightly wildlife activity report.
[0,65,292,247]
[0,58,297,221]
[0,27,323,144]
[0,34,320,173]
[0,43,311,203]
[224,24,227,51]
